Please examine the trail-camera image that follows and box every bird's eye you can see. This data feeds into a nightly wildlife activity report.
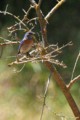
[29,32,33,35]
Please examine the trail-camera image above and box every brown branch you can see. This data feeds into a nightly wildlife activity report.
[67,75,80,89]
[45,0,65,21]
[38,0,42,7]
[45,62,80,120]
[29,0,37,6]
[29,0,80,119]
[8,53,66,67]
[0,41,19,46]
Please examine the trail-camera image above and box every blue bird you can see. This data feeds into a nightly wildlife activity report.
[18,31,35,56]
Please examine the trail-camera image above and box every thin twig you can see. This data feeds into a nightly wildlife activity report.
[0,41,19,46]
[8,56,40,66]
[13,64,25,73]
[22,5,34,18]
[27,17,38,24]
[71,51,80,81]
[0,11,27,28]
[45,0,65,21]
[7,5,34,32]
[29,0,37,6]
[0,36,19,46]
[0,37,11,42]
[8,50,66,68]
[4,4,9,15]
[38,0,42,7]
[67,75,80,89]
[45,41,72,57]
[40,74,51,120]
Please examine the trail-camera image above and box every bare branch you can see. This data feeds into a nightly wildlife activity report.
[8,54,66,68]
[0,41,19,46]
[45,41,73,57]
[22,5,34,18]
[45,0,65,21]
[7,5,34,34]
[0,36,19,46]
[27,17,38,24]
[0,10,27,28]
[40,74,51,120]
[67,75,80,89]
[71,51,80,81]
[4,4,9,15]
[38,0,42,7]
[29,0,37,6]
[13,64,25,73]
[8,42,68,68]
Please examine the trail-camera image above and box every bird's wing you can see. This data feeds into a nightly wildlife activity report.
[18,39,25,53]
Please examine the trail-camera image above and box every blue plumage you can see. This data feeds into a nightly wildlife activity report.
[18,31,34,54]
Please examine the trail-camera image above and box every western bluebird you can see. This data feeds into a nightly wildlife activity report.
[18,31,35,56]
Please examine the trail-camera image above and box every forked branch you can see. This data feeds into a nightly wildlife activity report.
[29,0,80,119]
[45,0,65,21]
[67,75,80,89]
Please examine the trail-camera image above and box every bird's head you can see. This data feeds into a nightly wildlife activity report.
[23,31,35,40]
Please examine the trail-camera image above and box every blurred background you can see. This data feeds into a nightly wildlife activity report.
[0,0,80,120]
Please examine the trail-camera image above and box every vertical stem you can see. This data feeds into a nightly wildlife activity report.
[35,5,48,46]
[45,62,80,120]
[29,1,80,119]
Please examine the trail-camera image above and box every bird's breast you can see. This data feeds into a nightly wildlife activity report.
[20,39,33,54]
